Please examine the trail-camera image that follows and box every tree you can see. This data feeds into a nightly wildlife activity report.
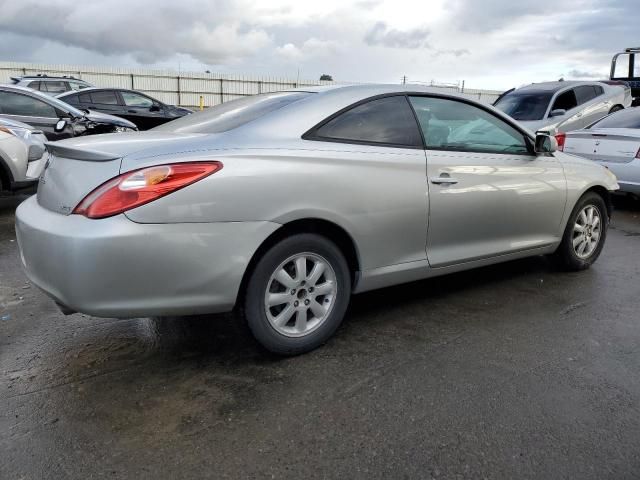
[320,74,333,81]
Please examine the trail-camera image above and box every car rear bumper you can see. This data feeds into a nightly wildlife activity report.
[599,159,640,195]
[15,196,280,318]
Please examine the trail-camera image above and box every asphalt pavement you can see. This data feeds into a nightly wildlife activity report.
[1,192,640,479]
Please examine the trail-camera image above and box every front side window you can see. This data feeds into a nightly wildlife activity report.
[61,94,80,106]
[494,92,552,121]
[0,91,57,118]
[311,95,422,147]
[552,90,578,112]
[121,91,154,108]
[409,96,529,154]
[90,90,119,105]
[68,81,90,91]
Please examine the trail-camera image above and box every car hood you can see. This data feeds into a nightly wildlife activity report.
[517,119,559,134]
[84,110,137,128]
[0,115,38,130]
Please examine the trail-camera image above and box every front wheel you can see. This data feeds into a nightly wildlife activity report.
[244,234,351,355]
[553,192,609,270]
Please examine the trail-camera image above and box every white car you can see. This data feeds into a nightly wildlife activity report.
[564,107,640,196]
[494,81,632,140]
[0,117,47,192]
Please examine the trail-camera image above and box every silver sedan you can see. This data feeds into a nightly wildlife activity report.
[16,84,618,354]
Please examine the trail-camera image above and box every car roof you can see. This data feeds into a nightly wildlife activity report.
[13,75,84,80]
[514,81,607,94]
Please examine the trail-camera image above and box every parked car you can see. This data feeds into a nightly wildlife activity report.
[0,116,46,192]
[16,85,618,355]
[57,88,192,130]
[494,81,632,142]
[10,75,93,95]
[564,107,640,196]
[0,85,137,140]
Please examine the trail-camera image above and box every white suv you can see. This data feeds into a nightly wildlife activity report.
[0,117,47,192]
[10,75,93,96]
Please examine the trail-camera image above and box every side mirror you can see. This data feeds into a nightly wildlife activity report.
[27,144,46,161]
[54,119,67,132]
[534,133,557,154]
[150,105,161,112]
[549,109,566,118]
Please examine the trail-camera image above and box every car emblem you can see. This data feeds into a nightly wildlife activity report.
[595,140,601,146]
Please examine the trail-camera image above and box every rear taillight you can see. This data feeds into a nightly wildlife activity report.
[555,132,566,151]
[73,162,222,219]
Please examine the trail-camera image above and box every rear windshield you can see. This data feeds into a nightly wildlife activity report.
[494,92,553,121]
[154,92,312,133]
[590,107,640,129]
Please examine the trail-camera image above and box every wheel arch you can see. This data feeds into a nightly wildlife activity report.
[235,218,361,310]
[0,152,15,191]
[584,185,613,218]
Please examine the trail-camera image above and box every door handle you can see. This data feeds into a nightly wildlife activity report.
[430,176,459,185]
[576,112,583,117]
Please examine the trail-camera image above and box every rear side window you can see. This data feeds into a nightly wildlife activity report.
[61,93,79,105]
[594,85,604,96]
[79,92,92,103]
[552,90,578,112]
[0,91,58,118]
[90,90,119,105]
[43,81,68,94]
[26,81,41,91]
[154,92,311,133]
[310,95,422,147]
[591,108,640,129]
[68,81,90,91]
[574,86,598,105]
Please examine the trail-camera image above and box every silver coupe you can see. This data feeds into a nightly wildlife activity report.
[16,84,619,354]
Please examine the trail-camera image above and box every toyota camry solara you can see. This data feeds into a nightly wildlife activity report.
[16,84,618,354]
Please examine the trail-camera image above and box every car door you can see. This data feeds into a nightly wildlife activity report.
[88,89,127,117]
[549,88,586,132]
[0,90,66,139]
[119,91,168,130]
[408,96,567,267]
[574,85,608,126]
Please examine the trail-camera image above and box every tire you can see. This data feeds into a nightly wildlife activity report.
[244,233,351,355]
[609,105,624,114]
[553,192,609,271]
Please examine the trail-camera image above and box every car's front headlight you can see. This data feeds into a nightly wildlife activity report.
[114,126,137,133]
[0,125,32,141]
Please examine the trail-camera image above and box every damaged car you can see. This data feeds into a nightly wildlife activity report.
[0,85,137,140]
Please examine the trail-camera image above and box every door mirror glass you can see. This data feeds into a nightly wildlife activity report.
[55,119,67,132]
[149,104,161,112]
[534,134,557,154]
[549,109,566,118]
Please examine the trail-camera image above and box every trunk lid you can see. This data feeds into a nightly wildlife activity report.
[564,128,640,164]
[36,132,211,215]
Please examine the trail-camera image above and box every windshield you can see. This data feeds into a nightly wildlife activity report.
[590,107,640,129]
[154,92,312,133]
[494,92,553,121]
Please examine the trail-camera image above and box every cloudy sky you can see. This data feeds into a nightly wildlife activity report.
[0,0,636,90]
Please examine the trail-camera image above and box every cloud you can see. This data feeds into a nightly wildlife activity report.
[276,38,341,61]
[566,69,606,79]
[364,22,430,49]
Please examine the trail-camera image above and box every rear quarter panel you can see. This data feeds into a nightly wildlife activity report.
[123,143,429,272]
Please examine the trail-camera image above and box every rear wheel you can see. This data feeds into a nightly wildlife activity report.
[609,105,624,114]
[244,234,351,355]
[553,192,608,270]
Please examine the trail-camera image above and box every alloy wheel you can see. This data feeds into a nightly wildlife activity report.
[264,253,338,337]
[572,205,602,259]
